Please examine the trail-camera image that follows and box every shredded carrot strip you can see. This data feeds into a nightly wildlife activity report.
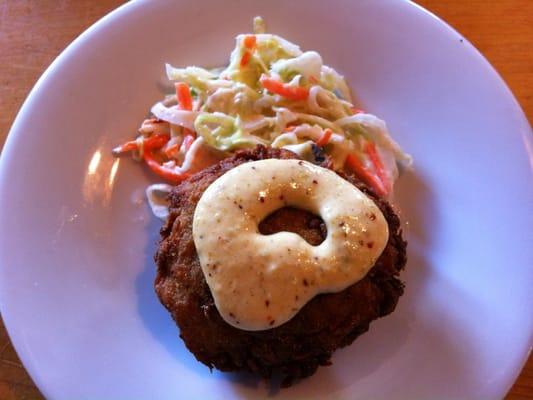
[111,141,137,155]
[243,34,256,48]
[173,82,198,162]
[175,82,193,111]
[351,107,365,115]
[315,128,333,147]
[112,133,169,155]
[144,134,169,150]
[240,51,252,67]
[345,153,386,197]
[364,141,390,194]
[143,149,189,184]
[240,35,257,67]
[164,143,180,158]
[259,74,309,101]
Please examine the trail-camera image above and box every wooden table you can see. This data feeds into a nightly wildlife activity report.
[0,1,531,399]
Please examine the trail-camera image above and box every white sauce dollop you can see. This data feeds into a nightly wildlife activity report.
[192,159,389,331]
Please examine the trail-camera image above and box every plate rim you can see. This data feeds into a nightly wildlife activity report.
[0,0,531,398]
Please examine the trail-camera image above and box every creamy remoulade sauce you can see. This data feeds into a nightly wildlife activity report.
[192,159,389,331]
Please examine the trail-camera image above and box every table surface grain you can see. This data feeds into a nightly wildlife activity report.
[0,1,531,399]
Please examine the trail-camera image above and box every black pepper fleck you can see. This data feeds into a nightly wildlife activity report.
[298,161,304,165]
[269,320,275,326]
[265,300,270,307]
[303,279,309,286]
[238,204,243,209]
[311,143,326,163]
[229,312,235,318]
[367,241,374,249]
[279,195,284,201]
[312,179,318,184]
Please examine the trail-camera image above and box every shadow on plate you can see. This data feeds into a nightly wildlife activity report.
[134,215,211,377]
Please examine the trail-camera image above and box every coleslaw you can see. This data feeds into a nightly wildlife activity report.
[113,17,412,208]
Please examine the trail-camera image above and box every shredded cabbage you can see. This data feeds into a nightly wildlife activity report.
[336,113,413,166]
[150,102,198,130]
[320,65,352,102]
[146,184,173,220]
[195,112,268,151]
[271,51,323,82]
[123,16,412,200]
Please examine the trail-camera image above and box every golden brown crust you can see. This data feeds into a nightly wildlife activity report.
[155,145,407,386]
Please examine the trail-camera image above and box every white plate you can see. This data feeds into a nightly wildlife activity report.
[0,1,531,399]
